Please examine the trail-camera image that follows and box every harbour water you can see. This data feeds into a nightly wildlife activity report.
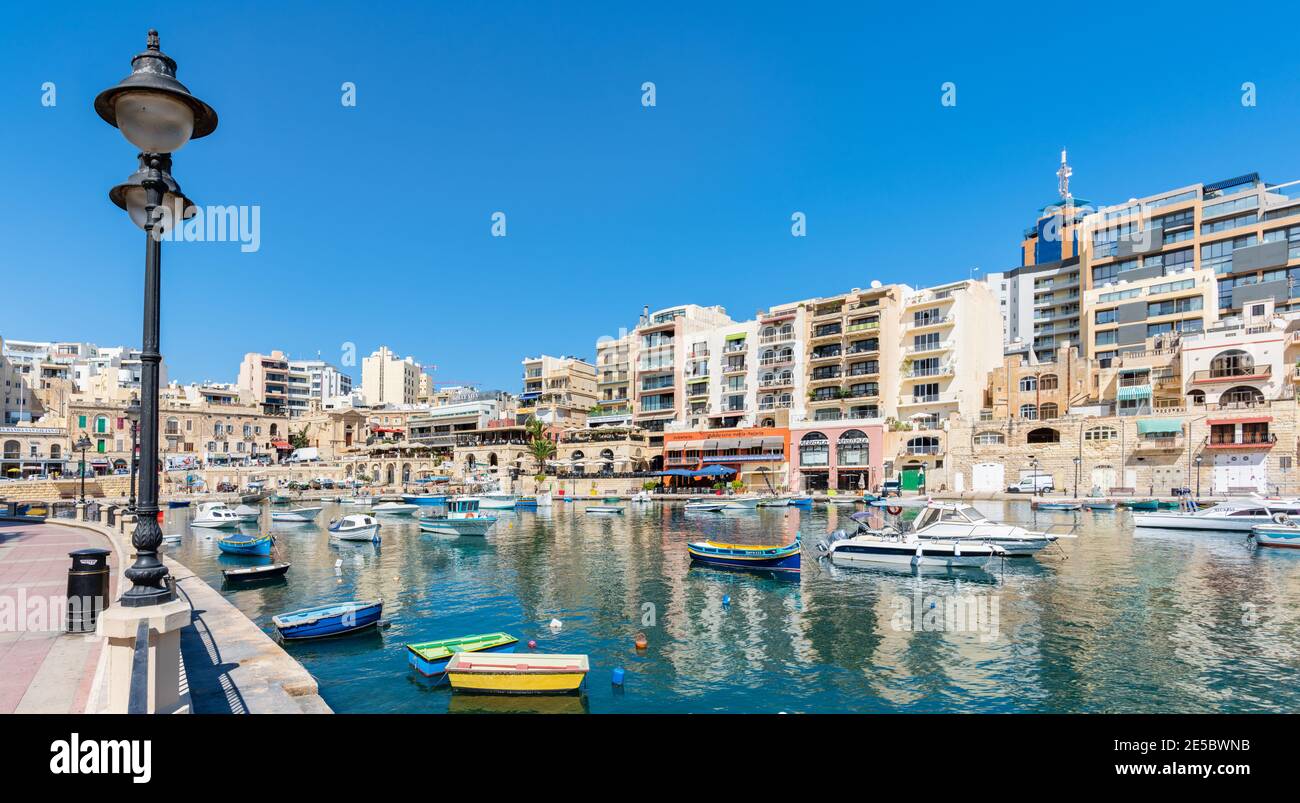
[162,501,1300,713]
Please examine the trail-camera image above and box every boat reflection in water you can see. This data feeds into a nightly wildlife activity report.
[447,693,589,715]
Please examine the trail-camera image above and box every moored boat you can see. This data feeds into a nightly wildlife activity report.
[684,500,726,512]
[166,500,191,509]
[372,502,420,516]
[406,632,519,676]
[1033,499,1081,511]
[402,493,447,506]
[216,532,274,556]
[271,506,323,522]
[222,562,291,581]
[866,499,1059,556]
[232,504,262,521]
[788,495,813,508]
[820,528,1004,568]
[586,505,625,515]
[446,652,589,694]
[755,495,790,507]
[631,490,652,503]
[1121,499,1160,511]
[1083,501,1118,511]
[418,498,497,536]
[1133,497,1300,531]
[1250,521,1300,548]
[191,503,244,529]
[273,598,384,640]
[687,534,801,572]
[328,514,381,542]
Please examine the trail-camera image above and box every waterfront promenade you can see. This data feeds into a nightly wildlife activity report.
[0,520,113,714]
[0,515,329,714]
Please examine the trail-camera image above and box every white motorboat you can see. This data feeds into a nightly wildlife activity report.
[535,491,554,507]
[1132,497,1300,531]
[685,500,726,512]
[721,495,761,510]
[755,495,790,507]
[477,493,518,510]
[586,505,624,515]
[272,506,323,523]
[232,504,262,522]
[328,514,381,542]
[865,499,1059,556]
[191,503,243,529]
[418,498,497,536]
[372,502,420,516]
[819,527,1005,568]
[631,490,653,503]
[342,495,375,506]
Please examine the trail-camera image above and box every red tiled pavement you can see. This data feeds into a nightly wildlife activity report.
[0,520,118,714]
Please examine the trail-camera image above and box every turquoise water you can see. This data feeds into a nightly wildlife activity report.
[162,500,1300,713]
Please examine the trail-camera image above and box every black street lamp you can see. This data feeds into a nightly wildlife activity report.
[1195,454,1203,498]
[96,29,218,608]
[74,434,92,504]
[126,395,141,511]
[1072,455,1081,499]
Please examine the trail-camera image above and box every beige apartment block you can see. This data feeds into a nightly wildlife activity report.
[1083,268,1218,367]
[362,345,422,406]
[520,354,597,429]
[632,304,733,444]
[754,302,805,428]
[802,284,903,426]
[591,334,636,427]
[236,350,291,416]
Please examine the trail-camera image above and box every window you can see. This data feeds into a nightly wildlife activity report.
[1039,374,1059,391]
[1039,403,1059,419]
[1096,330,1118,346]
[974,431,1005,445]
[1019,376,1037,392]
[1095,309,1117,325]
[1019,404,1038,419]
[1026,427,1061,444]
[1085,426,1117,441]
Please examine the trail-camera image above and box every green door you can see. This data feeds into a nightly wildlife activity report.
[901,468,923,491]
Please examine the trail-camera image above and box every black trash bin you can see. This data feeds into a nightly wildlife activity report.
[67,548,111,633]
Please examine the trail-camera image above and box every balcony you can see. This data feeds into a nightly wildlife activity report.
[904,362,954,379]
[1190,366,1273,384]
[759,376,794,389]
[898,392,959,407]
[757,400,793,410]
[906,314,954,330]
[1205,432,1276,449]
[811,325,844,341]
[687,349,710,360]
[760,331,795,344]
[845,320,880,334]
[809,349,842,363]
[905,340,954,356]
[722,361,748,375]
[723,341,748,353]
[812,306,843,320]
[810,368,843,383]
[1134,436,1184,452]
[759,354,794,366]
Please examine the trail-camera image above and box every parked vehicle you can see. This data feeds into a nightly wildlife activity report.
[1008,475,1054,494]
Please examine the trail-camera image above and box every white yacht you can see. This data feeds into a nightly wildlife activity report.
[1133,497,1300,532]
[476,493,518,510]
[819,528,1004,568]
[721,495,761,510]
[191,502,243,529]
[868,500,1059,556]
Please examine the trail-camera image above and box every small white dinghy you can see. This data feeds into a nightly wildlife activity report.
[272,506,323,523]
[586,505,625,515]
[328,514,381,542]
[685,500,726,512]
[372,502,420,516]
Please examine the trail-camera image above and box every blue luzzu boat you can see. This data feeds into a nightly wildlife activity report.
[272,599,384,640]
[217,533,273,556]
[686,533,802,572]
[406,632,519,676]
[167,500,191,508]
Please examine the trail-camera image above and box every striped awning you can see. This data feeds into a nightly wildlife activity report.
[1137,419,1182,435]
[1116,384,1152,401]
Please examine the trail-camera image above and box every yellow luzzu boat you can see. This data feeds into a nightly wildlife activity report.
[446,653,590,694]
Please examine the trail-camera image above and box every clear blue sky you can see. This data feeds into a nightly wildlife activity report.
[4,1,1300,391]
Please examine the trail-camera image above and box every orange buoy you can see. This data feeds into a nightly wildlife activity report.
[634,632,648,650]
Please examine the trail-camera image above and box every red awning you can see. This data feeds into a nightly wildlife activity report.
[1208,417,1271,425]
[371,427,403,434]
[272,440,291,449]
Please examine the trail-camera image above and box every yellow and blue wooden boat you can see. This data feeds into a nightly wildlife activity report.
[446,653,589,694]
[686,533,801,572]
[406,632,519,676]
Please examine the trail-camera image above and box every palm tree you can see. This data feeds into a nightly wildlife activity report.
[525,416,556,479]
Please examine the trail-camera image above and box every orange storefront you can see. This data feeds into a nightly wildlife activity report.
[661,426,791,491]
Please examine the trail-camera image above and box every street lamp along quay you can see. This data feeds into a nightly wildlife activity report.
[96,29,218,608]
[126,394,141,511]
[74,434,92,505]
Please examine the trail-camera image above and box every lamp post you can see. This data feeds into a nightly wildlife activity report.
[74,434,92,504]
[1195,454,1203,498]
[1029,457,1040,496]
[1073,455,1081,499]
[96,29,218,608]
[126,395,140,511]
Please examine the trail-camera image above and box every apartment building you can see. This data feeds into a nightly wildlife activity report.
[1083,267,1218,372]
[361,345,422,406]
[591,334,636,428]
[802,283,902,425]
[632,304,734,443]
[519,354,597,429]
[285,358,353,417]
[1,337,167,423]
[754,302,805,428]
[983,342,1092,422]
[408,397,512,450]
[236,350,291,416]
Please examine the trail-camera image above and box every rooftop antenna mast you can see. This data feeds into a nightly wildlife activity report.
[1057,148,1073,205]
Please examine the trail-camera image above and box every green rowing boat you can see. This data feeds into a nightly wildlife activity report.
[406,632,519,676]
